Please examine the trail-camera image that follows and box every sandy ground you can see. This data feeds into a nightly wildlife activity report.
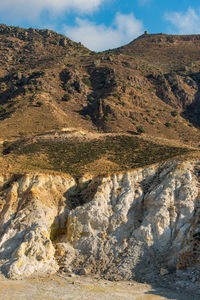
[0,274,198,300]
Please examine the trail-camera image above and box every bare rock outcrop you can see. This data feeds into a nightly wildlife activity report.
[63,161,199,281]
[0,160,199,284]
[0,174,75,279]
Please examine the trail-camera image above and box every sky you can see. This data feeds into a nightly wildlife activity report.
[0,0,200,51]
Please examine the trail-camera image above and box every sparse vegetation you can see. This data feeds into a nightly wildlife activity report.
[62,93,71,102]
[85,114,91,120]
[36,101,43,107]
[88,96,95,103]
[82,77,92,87]
[171,110,178,117]
[165,122,172,128]
[136,125,146,134]
[0,106,6,114]
[3,136,191,177]
[113,93,121,100]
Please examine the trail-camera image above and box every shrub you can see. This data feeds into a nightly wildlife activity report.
[0,106,6,114]
[36,101,43,106]
[62,93,71,102]
[82,77,92,87]
[165,122,172,128]
[104,115,109,121]
[113,93,121,100]
[171,110,178,117]
[136,125,146,134]
[24,88,29,94]
[3,140,10,148]
[85,114,91,120]
[30,71,45,78]
[63,83,71,91]
[88,96,95,102]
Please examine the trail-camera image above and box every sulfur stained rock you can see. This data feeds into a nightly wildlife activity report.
[0,160,199,282]
[63,160,199,280]
[0,174,75,279]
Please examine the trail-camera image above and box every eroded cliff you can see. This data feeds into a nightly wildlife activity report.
[0,160,199,289]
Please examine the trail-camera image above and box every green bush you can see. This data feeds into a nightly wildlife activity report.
[62,93,71,102]
[63,83,72,91]
[88,96,95,102]
[136,125,146,134]
[85,114,91,120]
[36,101,43,107]
[104,115,109,121]
[165,122,172,128]
[82,77,92,87]
[0,106,6,114]
[171,110,178,117]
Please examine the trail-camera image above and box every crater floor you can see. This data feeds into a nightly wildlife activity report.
[0,274,197,300]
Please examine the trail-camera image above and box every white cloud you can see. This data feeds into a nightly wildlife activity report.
[0,0,105,21]
[65,13,144,51]
[165,8,200,34]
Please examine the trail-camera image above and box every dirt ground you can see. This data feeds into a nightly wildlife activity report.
[0,274,198,300]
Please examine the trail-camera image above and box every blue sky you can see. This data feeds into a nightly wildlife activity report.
[0,0,200,51]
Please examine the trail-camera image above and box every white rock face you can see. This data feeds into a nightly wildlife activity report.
[0,174,75,279]
[0,160,199,280]
[64,161,199,280]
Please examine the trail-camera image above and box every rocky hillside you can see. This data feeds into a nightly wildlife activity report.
[0,160,199,295]
[1,25,200,147]
[0,25,200,294]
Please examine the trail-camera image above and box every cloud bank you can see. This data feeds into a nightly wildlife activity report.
[65,13,144,51]
[0,0,106,21]
[165,8,200,34]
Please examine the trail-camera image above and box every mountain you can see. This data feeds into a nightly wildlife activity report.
[0,26,199,145]
[1,25,200,175]
[0,26,200,295]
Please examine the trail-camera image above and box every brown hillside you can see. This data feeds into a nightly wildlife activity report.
[0,26,200,175]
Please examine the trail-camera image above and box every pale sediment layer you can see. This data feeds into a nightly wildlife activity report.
[0,160,199,291]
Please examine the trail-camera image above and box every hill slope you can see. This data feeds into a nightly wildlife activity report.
[0,27,200,143]
[0,27,200,291]
[1,26,200,174]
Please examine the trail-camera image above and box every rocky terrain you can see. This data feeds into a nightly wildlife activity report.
[1,25,200,146]
[0,25,200,297]
[0,159,199,296]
